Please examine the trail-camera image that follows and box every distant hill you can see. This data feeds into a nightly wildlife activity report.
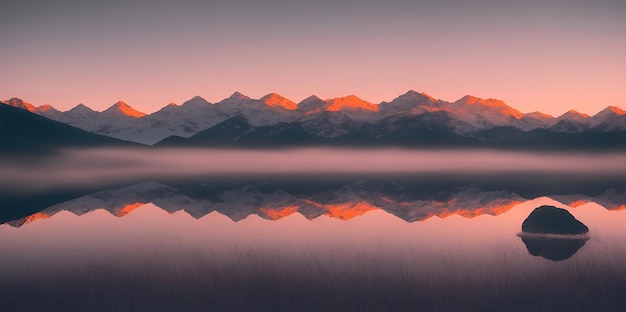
[0,104,141,153]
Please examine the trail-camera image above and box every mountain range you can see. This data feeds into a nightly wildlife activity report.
[3,91,626,149]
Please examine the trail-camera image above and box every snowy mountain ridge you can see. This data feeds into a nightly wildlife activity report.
[3,91,625,145]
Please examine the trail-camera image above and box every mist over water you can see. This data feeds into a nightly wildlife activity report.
[1,148,626,311]
[3,147,626,192]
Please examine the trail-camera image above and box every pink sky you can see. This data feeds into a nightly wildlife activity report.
[1,1,625,116]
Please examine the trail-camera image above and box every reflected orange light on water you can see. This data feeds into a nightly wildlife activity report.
[259,206,300,220]
[323,202,380,220]
[113,202,147,217]
[15,212,52,227]
[423,201,524,220]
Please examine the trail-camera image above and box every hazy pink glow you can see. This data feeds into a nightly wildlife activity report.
[2,148,626,192]
[1,2,624,116]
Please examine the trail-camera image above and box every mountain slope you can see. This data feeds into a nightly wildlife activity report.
[0,104,139,152]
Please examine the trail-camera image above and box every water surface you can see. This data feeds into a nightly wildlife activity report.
[1,149,625,311]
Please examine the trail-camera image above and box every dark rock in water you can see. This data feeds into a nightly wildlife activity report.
[520,236,589,261]
[522,205,589,234]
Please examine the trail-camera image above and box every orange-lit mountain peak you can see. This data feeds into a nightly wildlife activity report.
[603,106,626,116]
[419,92,437,102]
[323,201,380,220]
[36,104,58,113]
[561,110,590,118]
[259,205,300,220]
[167,102,178,107]
[3,97,37,112]
[104,101,147,118]
[401,90,437,102]
[113,202,146,217]
[458,95,507,107]
[456,95,523,119]
[458,95,483,105]
[326,95,378,112]
[526,111,553,119]
[260,93,298,110]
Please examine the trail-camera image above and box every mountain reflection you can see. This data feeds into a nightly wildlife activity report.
[4,178,626,227]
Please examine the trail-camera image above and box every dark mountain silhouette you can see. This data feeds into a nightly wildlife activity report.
[0,104,141,153]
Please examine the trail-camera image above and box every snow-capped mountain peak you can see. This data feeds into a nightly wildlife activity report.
[325,95,378,112]
[389,90,438,104]
[597,106,626,117]
[559,110,590,119]
[298,95,326,114]
[444,95,524,130]
[68,103,95,113]
[227,91,251,101]
[409,90,437,102]
[102,101,147,118]
[62,103,99,121]
[2,97,37,112]
[299,95,323,104]
[379,90,441,115]
[454,95,523,119]
[35,104,63,119]
[182,95,210,106]
[260,93,298,110]
[37,104,58,113]
[590,106,626,130]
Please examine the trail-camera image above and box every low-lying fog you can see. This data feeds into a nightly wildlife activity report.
[2,148,626,192]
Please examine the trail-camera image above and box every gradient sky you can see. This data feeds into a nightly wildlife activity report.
[2,0,625,115]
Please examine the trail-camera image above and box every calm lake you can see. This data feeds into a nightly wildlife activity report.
[1,148,625,311]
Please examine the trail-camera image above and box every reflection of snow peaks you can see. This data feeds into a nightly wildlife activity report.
[7,181,624,228]
[552,188,626,211]
[260,93,298,111]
